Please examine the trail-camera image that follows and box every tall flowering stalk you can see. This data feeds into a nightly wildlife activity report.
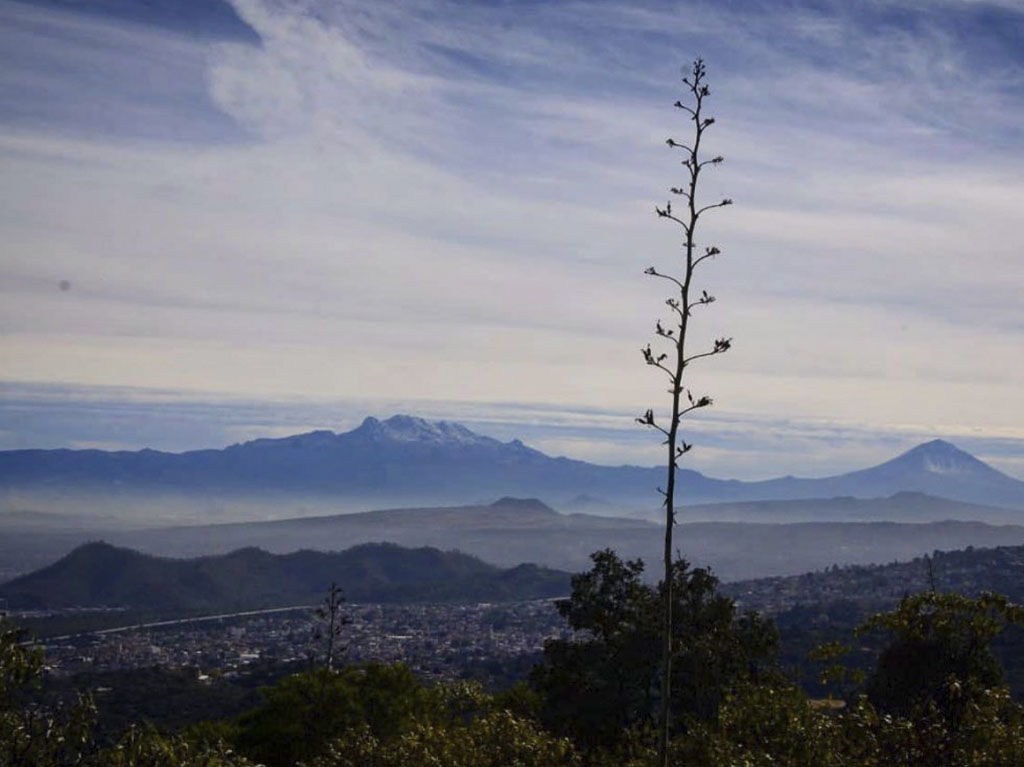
[638,59,733,766]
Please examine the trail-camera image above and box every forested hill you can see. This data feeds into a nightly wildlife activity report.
[0,542,570,610]
[724,543,1024,614]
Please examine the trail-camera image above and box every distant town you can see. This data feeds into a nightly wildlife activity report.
[22,599,570,683]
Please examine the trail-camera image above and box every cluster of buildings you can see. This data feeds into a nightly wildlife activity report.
[723,546,1024,615]
[34,599,571,682]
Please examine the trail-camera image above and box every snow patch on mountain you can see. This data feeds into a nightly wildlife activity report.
[899,439,992,475]
[357,415,500,447]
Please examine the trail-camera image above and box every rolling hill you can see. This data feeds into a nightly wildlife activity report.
[6,496,1024,583]
[0,541,571,610]
[90,504,1024,582]
[722,542,1024,614]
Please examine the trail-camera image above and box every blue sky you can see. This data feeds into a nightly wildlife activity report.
[2,0,1024,479]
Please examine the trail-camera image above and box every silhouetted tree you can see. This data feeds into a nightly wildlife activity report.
[236,663,430,767]
[858,591,1024,723]
[313,582,349,673]
[531,550,777,759]
[637,58,733,766]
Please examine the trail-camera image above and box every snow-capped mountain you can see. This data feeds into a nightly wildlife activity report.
[1,417,1023,517]
[878,439,1002,477]
[356,415,494,445]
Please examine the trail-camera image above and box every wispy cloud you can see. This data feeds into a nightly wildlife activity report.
[1,0,1023,476]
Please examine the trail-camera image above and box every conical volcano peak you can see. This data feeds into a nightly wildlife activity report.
[916,439,960,453]
[895,439,990,475]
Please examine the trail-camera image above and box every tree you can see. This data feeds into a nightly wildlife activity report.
[531,550,658,757]
[857,591,1024,722]
[234,662,433,767]
[1,616,255,767]
[0,617,96,767]
[306,681,580,767]
[313,581,349,673]
[636,58,733,766]
[104,724,256,767]
[531,550,778,759]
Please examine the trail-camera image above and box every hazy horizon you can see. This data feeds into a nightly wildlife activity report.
[3,381,1024,482]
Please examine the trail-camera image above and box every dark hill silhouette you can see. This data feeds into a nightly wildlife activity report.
[0,541,571,610]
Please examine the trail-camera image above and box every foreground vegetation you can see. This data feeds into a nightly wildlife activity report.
[6,549,1024,766]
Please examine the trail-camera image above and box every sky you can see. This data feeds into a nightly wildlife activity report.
[1,0,1024,479]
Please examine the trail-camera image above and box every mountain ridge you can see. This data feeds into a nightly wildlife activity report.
[2,415,1023,516]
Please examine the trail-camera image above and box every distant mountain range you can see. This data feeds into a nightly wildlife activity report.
[678,491,1024,524]
[102,497,663,573]
[3,497,1021,584]
[2,415,1023,522]
[0,541,571,611]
